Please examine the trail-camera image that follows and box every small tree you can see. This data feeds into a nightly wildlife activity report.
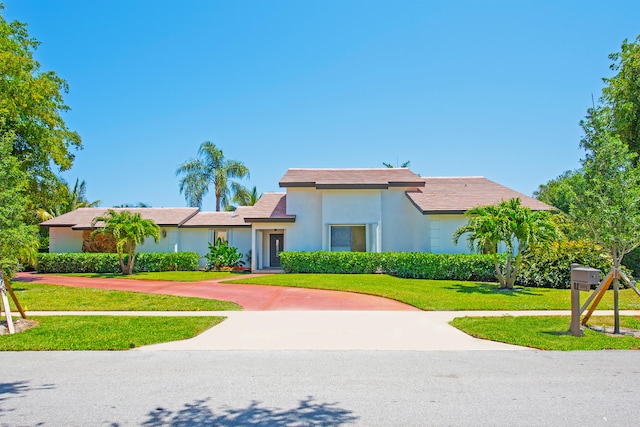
[453,198,558,289]
[91,210,160,275]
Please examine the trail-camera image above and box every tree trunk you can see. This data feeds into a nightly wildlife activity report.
[613,259,621,334]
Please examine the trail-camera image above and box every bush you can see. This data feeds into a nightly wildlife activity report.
[517,240,613,288]
[279,251,497,281]
[204,239,245,271]
[36,252,199,274]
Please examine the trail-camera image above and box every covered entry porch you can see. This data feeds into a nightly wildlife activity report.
[250,225,290,271]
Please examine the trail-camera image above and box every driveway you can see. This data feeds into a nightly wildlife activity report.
[13,272,554,351]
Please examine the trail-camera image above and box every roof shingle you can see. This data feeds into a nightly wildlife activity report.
[406,177,555,213]
[41,208,200,229]
[279,168,425,189]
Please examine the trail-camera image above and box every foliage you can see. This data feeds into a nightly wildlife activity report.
[227,186,261,211]
[176,141,250,211]
[204,238,245,271]
[36,252,199,274]
[572,134,640,269]
[533,170,584,216]
[581,35,640,156]
[91,210,161,275]
[35,178,101,222]
[453,198,559,289]
[0,132,39,278]
[518,240,613,288]
[451,316,640,351]
[0,6,81,210]
[279,251,498,281]
[382,160,410,168]
[227,273,640,311]
[0,316,224,351]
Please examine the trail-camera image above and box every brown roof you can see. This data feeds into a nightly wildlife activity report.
[279,168,425,189]
[41,207,200,229]
[406,177,555,214]
[244,193,295,223]
[181,211,251,228]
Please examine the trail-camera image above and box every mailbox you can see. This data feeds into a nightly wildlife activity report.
[571,267,601,285]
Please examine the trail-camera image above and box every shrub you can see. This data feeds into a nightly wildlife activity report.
[517,240,613,288]
[204,239,245,271]
[36,252,199,274]
[279,251,497,281]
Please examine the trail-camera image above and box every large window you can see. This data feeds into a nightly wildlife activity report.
[209,229,227,244]
[331,225,366,252]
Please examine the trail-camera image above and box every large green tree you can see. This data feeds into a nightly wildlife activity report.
[91,210,160,275]
[572,133,640,333]
[581,35,640,155]
[0,6,81,209]
[453,198,558,289]
[176,141,250,211]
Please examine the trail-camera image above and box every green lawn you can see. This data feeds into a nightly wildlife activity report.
[225,273,640,311]
[0,316,224,350]
[59,271,241,282]
[8,282,241,311]
[451,315,640,350]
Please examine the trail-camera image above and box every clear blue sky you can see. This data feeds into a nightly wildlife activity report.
[5,1,640,211]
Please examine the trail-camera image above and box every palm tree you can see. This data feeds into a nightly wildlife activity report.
[36,178,101,221]
[176,141,250,211]
[453,198,558,289]
[90,209,160,275]
[229,186,261,210]
[382,160,411,168]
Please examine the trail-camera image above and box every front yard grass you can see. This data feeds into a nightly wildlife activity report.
[0,316,223,350]
[8,282,241,311]
[451,315,640,350]
[225,274,640,311]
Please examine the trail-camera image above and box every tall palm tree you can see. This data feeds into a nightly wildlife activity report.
[91,209,160,275]
[176,141,250,211]
[36,178,101,221]
[453,198,558,289]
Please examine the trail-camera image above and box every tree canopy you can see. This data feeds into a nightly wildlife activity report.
[176,141,250,211]
[0,6,81,205]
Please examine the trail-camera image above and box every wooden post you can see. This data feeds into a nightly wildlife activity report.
[3,275,27,319]
[581,270,613,325]
[0,273,15,334]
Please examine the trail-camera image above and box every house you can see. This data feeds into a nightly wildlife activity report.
[41,168,553,271]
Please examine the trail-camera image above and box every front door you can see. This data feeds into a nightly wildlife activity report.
[269,234,284,267]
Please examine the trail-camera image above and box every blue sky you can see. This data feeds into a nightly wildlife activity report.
[5,1,640,211]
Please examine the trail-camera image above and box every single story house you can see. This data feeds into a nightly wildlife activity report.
[41,168,553,271]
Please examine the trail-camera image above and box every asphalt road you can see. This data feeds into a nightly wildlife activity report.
[1,350,639,426]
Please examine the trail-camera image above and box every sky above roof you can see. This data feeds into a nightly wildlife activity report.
[5,1,640,211]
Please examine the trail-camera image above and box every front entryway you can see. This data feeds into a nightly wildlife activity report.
[270,234,284,267]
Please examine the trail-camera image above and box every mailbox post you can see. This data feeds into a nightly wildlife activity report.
[570,265,601,336]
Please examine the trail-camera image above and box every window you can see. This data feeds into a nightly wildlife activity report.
[331,225,366,252]
[210,229,227,244]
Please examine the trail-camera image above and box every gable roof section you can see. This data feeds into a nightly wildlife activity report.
[406,177,555,214]
[279,168,425,189]
[244,193,295,223]
[181,210,251,228]
[40,207,200,230]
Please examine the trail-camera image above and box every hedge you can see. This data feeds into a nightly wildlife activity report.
[279,251,498,281]
[36,252,200,274]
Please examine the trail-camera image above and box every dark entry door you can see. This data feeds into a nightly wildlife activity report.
[270,234,284,267]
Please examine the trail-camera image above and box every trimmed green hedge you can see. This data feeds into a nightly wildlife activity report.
[36,252,200,274]
[280,251,498,281]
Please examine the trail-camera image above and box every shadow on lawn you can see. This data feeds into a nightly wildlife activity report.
[136,396,358,427]
[447,282,541,297]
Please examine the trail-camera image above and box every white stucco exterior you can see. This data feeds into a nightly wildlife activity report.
[48,228,84,253]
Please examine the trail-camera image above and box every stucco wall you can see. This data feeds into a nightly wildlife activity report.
[427,214,469,254]
[49,228,84,253]
[137,227,179,253]
[285,189,323,252]
[381,189,425,252]
[179,227,252,268]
